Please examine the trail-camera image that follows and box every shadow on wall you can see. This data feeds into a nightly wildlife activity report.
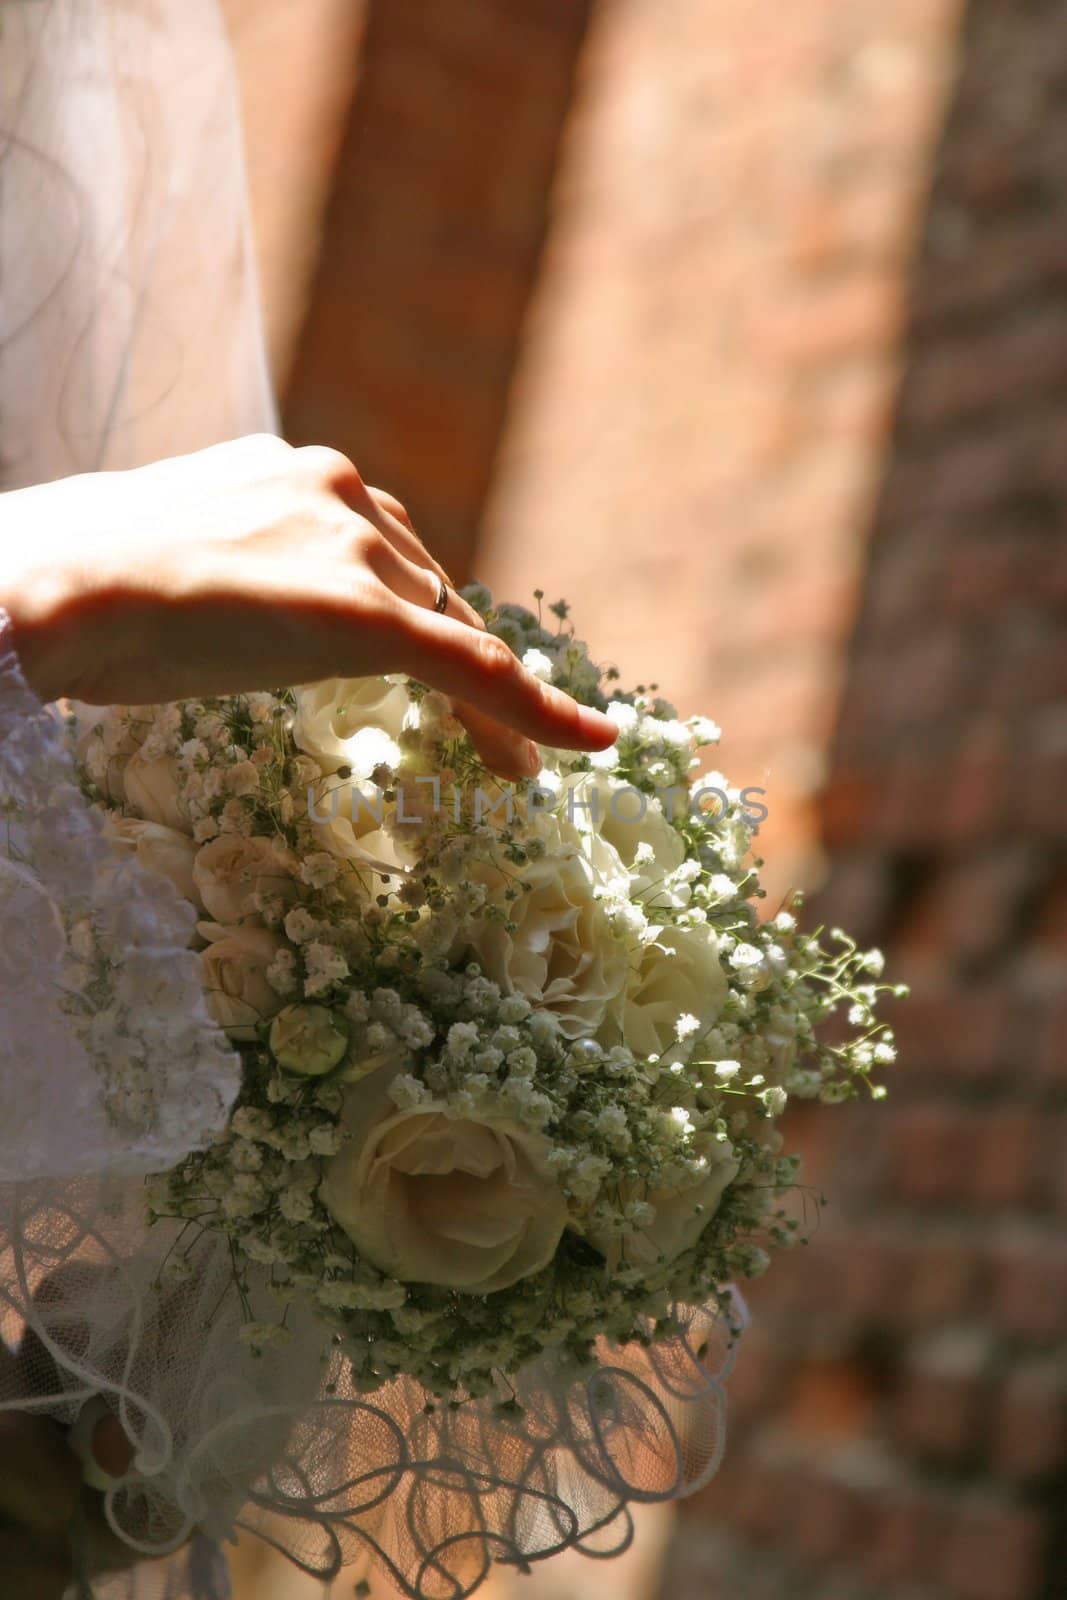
[281,0,594,583]
[660,1,1067,1597]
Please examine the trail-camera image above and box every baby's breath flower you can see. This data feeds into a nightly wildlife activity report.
[300,852,340,889]
[284,907,318,944]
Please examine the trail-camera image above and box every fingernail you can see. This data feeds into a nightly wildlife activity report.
[523,740,542,776]
[577,706,617,746]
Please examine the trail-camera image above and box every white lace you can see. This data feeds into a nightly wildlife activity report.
[0,609,241,1176]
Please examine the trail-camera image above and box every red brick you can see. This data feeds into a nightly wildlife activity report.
[991,1358,1067,1481]
[1044,1117,1067,1214]
[986,625,1067,717]
[968,1107,1044,1212]
[862,1485,948,1587]
[883,630,972,730]
[893,984,1010,1087]
[902,314,1067,432]
[939,1495,1049,1600]
[783,1470,858,1565]
[727,1457,801,1546]
[807,853,894,948]
[886,1104,975,1206]
[820,768,885,850]
[871,757,951,853]
[988,1229,1067,1345]
[904,1232,983,1329]
[893,851,1038,970]
[1020,752,1067,840]
[895,1328,995,1463]
[937,748,1012,844]
[940,532,1038,616]
[725,1323,790,1425]
[828,1230,912,1328]
[1035,871,1067,952]
[1033,998,1067,1091]
[939,131,1043,212]
[781,1358,879,1445]
[879,427,1027,523]
[913,217,1067,325]
[862,523,946,634]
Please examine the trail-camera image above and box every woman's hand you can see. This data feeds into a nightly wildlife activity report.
[0,435,616,780]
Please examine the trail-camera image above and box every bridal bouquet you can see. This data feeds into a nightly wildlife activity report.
[70,590,902,1579]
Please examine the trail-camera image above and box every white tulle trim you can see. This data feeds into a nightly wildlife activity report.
[0,1173,742,1600]
[233,1295,744,1600]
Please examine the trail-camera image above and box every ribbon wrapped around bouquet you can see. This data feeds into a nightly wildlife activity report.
[0,595,904,1599]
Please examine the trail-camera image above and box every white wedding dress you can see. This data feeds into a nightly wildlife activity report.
[0,6,738,1597]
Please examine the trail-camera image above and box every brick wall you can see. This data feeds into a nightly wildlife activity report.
[655,3,1067,1596]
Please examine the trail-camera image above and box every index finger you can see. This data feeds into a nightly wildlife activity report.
[380,602,618,753]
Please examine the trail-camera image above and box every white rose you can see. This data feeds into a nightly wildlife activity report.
[71,703,148,802]
[307,774,412,886]
[599,923,727,1059]
[198,922,291,1040]
[321,1069,568,1293]
[458,847,628,1039]
[292,676,410,776]
[560,772,685,899]
[104,816,201,906]
[586,1134,739,1271]
[193,834,301,923]
[123,752,187,831]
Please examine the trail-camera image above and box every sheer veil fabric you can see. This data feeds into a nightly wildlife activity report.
[0,5,740,1597]
[0,0,276,488]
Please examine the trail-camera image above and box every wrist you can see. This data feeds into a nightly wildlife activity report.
[0,481,95,702]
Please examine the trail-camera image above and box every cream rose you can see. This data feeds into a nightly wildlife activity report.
[599,923,728,1059]
[123,752,186,831]
[307,777,412,899]
[193,834,301,923]
[321,1070,568,1292]
[560,772,685,898]
[586,1133,740,1271]
[103,817,201,906]
[72,704,148,803]
[292,677,410,776]
[458,847,628,1039]
[198,922,290,1040]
